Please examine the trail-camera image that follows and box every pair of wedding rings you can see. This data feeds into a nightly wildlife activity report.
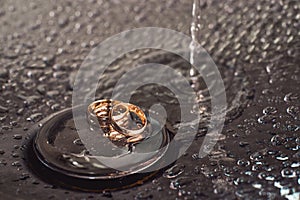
[87,99,148,143]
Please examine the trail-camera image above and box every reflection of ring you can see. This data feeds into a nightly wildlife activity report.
[110,102,147,137]
[87,99,147,143]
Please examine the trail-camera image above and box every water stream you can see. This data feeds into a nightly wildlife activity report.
[190,0,201,74]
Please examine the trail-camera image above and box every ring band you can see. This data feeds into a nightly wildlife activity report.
[110,102,147,137]
[87,99,120,134]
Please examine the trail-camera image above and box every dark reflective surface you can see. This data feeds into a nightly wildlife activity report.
[0,0,299,199]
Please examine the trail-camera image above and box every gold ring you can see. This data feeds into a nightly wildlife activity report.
[87,99,120,134]
[87,99,148,143]
[110,102,147,137]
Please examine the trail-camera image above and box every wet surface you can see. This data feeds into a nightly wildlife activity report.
[0,0,299,199]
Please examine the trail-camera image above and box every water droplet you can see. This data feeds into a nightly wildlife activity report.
[12,161,21,167]
[284,93,298,103]
[234,177,249,185]
[291,162,300,169]
[263,107,277,115]
[235,187,256,198]
[163,164,185,179]
[0,105,8,113]
[286,106,299,119]
[250,151,264,161]
[37,84,46,95]
[73,138,84,146]
[0,160,7,166]
[271,135,286,146]
[0,68,8,79]
[258,115,276,124]
[11,153,19,158]
[10,121,17,126]
[46,90,60,98]
[239,141,249,147]
[26,113,43,122]
[135,190,153,199]
[32,180,40,185]
[102,190,112,198]
[252,182,262,189]
[281,168,296,178]
[13,134,22,140]
[276,153,289,161]
[157,186,163,191]
[237,159,250,167]
[19,173,30,180]
[170,177,193,190]
[0,149,5,155]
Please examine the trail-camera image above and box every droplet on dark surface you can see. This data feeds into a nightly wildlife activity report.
[73,138,83,146]
[239,141,249,147]
[281,168,296,178]
[284,93,298,103]
[163,163,185,179]
[286,106,299,119]
[257,115,276,124]
[37,84,47,95]
[271,135,286,146]
[237,159,250,167]
[263,106,277,115]
[13,134,22,140]
[135,190,153,199]
[169,177,194,190]
[102,190,112,198]
[11,152,19,158]
[19,173,30,180]
[12,161,21,167]
[276,153,289,161]
[0,68,9,79]
[27,113,43,122]
[0,105,8,113]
